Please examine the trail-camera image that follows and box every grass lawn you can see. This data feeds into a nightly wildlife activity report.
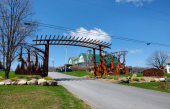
[118,82,170,94]
[58,71,94,77]
[58,71,170,79]
[0,71,41,79]
[0,85,91,109]
[0,71,91,109]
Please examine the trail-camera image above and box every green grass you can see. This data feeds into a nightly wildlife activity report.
[0,85,91,109]
[118,82,170,93]
[0,71,41,79]
[59,71,94,77]
[58,71,170,79]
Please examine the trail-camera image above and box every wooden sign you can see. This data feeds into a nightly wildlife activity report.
[142,68,164,77]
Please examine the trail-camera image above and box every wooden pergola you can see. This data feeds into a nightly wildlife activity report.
[33,35,112,77]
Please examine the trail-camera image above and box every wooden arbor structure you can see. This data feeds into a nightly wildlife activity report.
[33,35,111,77]
[102,51,129,76]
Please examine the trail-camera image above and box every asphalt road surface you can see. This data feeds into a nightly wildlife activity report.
[49,72,170,109]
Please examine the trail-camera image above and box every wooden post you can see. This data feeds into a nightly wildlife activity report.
[93,48,96,78]
[99,45,103,77]
[45,40,49,76]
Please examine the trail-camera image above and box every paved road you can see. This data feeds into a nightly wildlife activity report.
[49,72,170,109]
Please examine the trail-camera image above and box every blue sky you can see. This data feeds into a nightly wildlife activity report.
[11,0,170,70]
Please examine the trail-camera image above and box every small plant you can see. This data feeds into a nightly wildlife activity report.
[102,76,107,79]
[113,76,119,80]
[132,74,137,77]
[107,76,113,79]
[0,76,3,81]
[26,78,33,81]
[132,78,139,81]
[126,76,131,81]
[140,77,145,81]
[10,77,18,81]
[43,76,53,80]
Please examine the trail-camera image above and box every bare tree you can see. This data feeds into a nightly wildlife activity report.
[0,0,37,79]
[146,50,169,69]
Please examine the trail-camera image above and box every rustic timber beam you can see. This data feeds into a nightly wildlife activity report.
[57,36,64,44]
[74,37,83,45]
[36,35,38,45]
[44,35,47,44]
[54,35,60,44]
[39,35,43,44]
[50,35,56,44]
[60,36,68,44]
[64,36,72,44]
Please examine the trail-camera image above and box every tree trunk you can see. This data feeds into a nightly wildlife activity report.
[4,70,9,79]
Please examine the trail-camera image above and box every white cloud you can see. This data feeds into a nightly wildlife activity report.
[136,49,142,52]
[49,58,53,60]
[130,50,135,53]
[115,0,153,6]
[130,49,142,53]
[134,60,143,63]
[64,27,111,43]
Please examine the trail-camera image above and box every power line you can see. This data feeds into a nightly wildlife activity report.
[76,0,170,23]
[25,22,170,47]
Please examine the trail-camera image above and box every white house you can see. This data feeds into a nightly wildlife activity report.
[166,60,170,73]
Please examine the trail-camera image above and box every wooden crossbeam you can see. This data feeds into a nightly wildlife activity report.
[67,36,75,44]
[49,35,51,40]
[57,36,64,44]
[64,36,72,44]
[78,38,87,46]
[74,37,83,45]
[39,35,43,44]
[43,35,47,44]
[36,35,38,45]
[84,39,93,47]
[60,36,68,44]
[81,38,91,46]
[73,37,79,45]
[70,36,77,45]
[50,35,56,44]
[33,35,112,49]
[54,35,60,44]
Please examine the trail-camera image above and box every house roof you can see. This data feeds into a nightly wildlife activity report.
[69,57,78,60]
[77,53,118,64]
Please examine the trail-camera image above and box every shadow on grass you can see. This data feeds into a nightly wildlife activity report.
[54,78,95,81]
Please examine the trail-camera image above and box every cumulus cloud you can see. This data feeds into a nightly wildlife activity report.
[64,27,111,43]
[134,60,143,63]
[115,0,153,6]
[130,49,142,53]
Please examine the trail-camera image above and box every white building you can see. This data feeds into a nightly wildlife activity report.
[166,60,170,73]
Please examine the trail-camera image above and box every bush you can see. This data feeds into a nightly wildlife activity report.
[26,78,33,81]
[126,76,131,81]
[107,76,113,79]
[132,78,139,81]
[157,83,170,90]
[43,76,53,80]
[10,77,18,81]
[113,76,119,80]
[132,74,137,77]
[140,77,145,81]
[0,76,3,81]
[102,76,107,79]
